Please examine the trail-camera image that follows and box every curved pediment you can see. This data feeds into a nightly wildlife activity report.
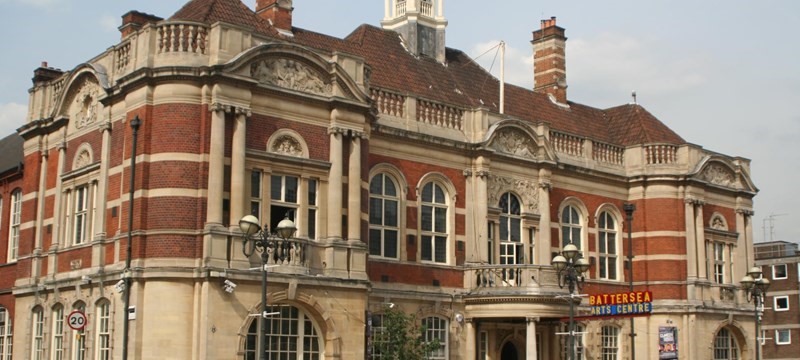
[484,120,555,162]
[224,43,370,103]
[690,156,757,193]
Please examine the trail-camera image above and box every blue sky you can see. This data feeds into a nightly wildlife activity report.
[1,0,798,243]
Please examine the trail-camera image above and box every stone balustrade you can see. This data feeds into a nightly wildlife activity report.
[157,22,209,54]
[466,264,560,293]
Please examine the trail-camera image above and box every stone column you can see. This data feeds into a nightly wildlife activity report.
[537,174,552,265]
[33,147,48,278]
[229,108,249,227]
[476,169,490,262]
[207,103,227,226]
[92,121,112,268]
[327,127,344,240]
[736,208,754,269]
[526,317,538,359]
[465,318,476,360]
[463,169,475,261]
[347,133,362,242]
[694,200,707,279]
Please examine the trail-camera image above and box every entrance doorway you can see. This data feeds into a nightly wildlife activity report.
[501,342,519,360]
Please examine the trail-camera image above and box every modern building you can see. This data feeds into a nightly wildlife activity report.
[0,0,762,359]
[754,241,800,359]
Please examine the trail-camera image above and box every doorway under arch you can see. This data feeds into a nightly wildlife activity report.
[501,341,519,360]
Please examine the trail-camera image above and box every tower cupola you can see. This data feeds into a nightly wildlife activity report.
[381,0,448,63]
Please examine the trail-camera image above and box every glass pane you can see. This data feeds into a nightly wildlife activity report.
[271,176,282,200]
[421,206,432,231]
[510,195,520,215]
[369,229,382,255]
[609,258,617,279]
[434,207,446,233]
[307,180,317,205]
[385,230,398,258]
[608,237,616,253]
[422,183,433,202]
[499,193,509,213]
[435,236,446,263]
[433,184,444,203]
[500,216,509,241]
[510,218,521,242]
[384,200,398,227]
[421,235,432,261]
[369,198,383,225]
[384,176,396,196]
[307,209,316,239]
[599,233,607,253]
[370,175,383,194]
[285,177,298,203]
[251,171,261,198]
[599,258,607,278]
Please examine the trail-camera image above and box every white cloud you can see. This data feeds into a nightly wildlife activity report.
[0,102,27,136]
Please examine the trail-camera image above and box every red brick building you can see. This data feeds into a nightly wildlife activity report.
[755,241,800,359]
[0,0,760,359]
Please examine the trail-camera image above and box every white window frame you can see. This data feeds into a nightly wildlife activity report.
[560,204,584,251]
[71,303,86,360]
[250,170,321,240]
[498,192,523,265]
[0,307,11,360]
[243,304,322,359]
[773,264,788,280]
[597,211,619,281]
[422,316,448,360]
[369,173,401,259]
[600,325,620,360]
[73,185,90,245]
[95,301,111,360]
[420,182,449,264]
[51,305,65,360]
[713,242,725,284]
[8,189,22,262]
[774,296,790,311]
[31,307,44,360]
[479,330,488,360]
[776,329,791,345]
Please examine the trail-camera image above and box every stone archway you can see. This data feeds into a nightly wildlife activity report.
[501,341,520,360]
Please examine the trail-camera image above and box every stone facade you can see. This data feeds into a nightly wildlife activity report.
[0,0,761,359]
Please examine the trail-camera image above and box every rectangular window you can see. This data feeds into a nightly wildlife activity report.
[773,264,788,280]
[775,296,790,311]
[8,190,22,261]
[423,317,448,360]
[369,314,385,359]
[250,170,262,219]
[96,303,111,360]
[270,175,298,229]
[0,307,10,360]
[479,331,488,359]
[307,179,317,239]
[601,326,619,360]
[73,186,89,245]
[31,309,44,360]
[713,242,725,284]
[487,221,494,265]
[51,306,64,360]
[776,329,791,345]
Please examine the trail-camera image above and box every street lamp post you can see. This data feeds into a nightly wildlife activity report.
[623,203,636,360]
[238,214,297,360]
[740,266,770,360]
[552,243,590,360]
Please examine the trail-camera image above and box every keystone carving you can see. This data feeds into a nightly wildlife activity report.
[271,135,303,157]
[487,175,539,213]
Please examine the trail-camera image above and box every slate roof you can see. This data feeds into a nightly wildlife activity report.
[0,133,24,175]
[168,0,685,146]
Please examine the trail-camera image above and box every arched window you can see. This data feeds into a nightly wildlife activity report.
[420,182,448,264]
[422,316,448,360]
[0,306,11,360]
[31,306,44,360]
[72,301,86,360]
[95,300,111,360]
[243,304,321,360]
[598,211,619,280]
[561,205,582,250]
[51,304,65,360]
[601,325,620,359]
[8,189,21,261]
[499,192,522,265]
[713,327,740,360]
[369,174,400,259]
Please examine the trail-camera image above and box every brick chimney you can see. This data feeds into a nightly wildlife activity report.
[119,11,163,39]
[531,17,568,104]
[32,61,64,86]
[256,0,293,31]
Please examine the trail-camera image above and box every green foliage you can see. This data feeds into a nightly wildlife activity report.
[371,306,441,360]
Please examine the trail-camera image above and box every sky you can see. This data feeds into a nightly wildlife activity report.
[0,0,798,243]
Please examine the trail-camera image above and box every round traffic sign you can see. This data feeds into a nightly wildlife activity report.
[67,310,87,330]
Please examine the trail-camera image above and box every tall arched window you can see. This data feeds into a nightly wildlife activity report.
[95,300,111,360]
[598,211,619,280]
[243,304,321,360]
[499,192,522,265]
[72,302,86,360]
[51,304,65,360]
[561,205,582,250]
[0,307,11,360]
[8,189,22,261]
[31,306,45,360]
[420,182,448,264]
[422,316,448,360]
[713,327,740,360]
[369,174,400,259]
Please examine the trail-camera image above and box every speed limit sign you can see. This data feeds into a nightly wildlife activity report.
[67,310,87,330]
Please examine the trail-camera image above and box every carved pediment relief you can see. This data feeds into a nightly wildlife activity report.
[267,130,308,159]
[487,175,539,213]
[250,58,331,96]
[699,162,739,189]
[489,128,538,160]
[67,78,101,130]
